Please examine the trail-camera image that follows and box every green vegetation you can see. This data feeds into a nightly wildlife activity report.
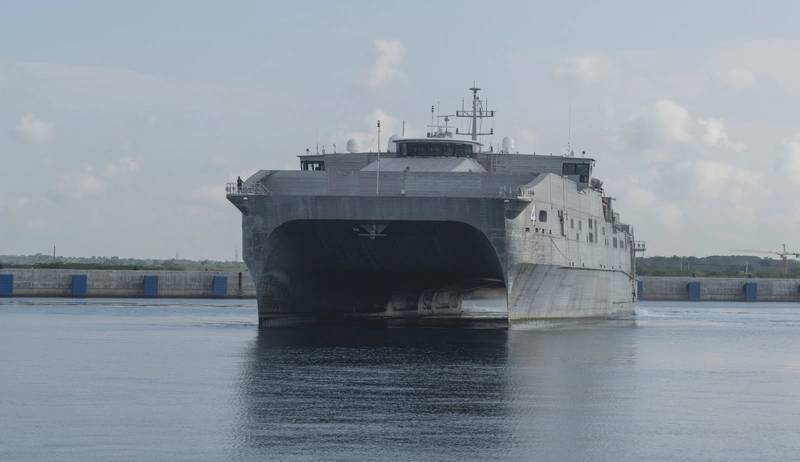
[637,255,800,278]
[0,254,247,272]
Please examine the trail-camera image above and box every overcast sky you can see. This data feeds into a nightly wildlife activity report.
[2,0,799,259]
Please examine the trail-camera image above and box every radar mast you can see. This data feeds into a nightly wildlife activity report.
[456,84,495,141]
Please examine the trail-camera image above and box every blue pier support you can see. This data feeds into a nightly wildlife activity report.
[743,282,758,302]
[71,274,88,297]
[0,274,13,297]
[212,276,228,298]
[636,279,643,298]
[687,281,701,301]
[143,276,159,297]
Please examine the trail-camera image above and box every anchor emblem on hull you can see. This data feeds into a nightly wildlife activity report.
[353,223,389,240]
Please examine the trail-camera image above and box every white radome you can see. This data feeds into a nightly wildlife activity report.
[387,134,399,153]
[346,138,360,153]
[501,136,515,153]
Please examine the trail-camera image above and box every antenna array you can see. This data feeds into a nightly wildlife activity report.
[455,84,494,141]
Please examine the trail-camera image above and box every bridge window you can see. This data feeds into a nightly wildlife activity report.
[301,161,325,171]
[538,210,547,222]
[562,162,591,183]
[399,142,473,157]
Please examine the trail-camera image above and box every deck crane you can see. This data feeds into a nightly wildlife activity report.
[728,243,800,275]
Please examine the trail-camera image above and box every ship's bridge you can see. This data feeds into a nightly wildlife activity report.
[393,138,481,158]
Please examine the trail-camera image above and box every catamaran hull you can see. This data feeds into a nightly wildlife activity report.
[232,193,636,328]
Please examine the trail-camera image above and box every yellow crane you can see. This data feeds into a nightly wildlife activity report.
[729,244,800,275]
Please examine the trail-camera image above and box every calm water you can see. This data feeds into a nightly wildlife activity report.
[1,299,800,461]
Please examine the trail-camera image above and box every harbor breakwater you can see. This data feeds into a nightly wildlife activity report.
[1,270,798,302]
[0,268,255,298]
[638,276,800,302]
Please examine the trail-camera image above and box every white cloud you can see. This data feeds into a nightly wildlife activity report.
[103,156,141,177]
[25,216,49,231]
[659,203,684,232]
[697,118,746,151]
[625,99,692,150]
[13,196,31,209]
[733,203,757,225]
[74,171,105,193]
[61,157,142,198]
[516,128,538,149]
[625,101,746,155]
[119,156,140,172]
[191,184,228,206]
[366,40,405,88]
[711,40,800,93]
[787,141,800,187]
[337,109,400,152]
[210,155,229,167]
[698,118,726,146]
[555,55,615,84]
[691,159,757,200]
[373,109,399,139]
[624,187,656,209]
[652,99,691,142]
[4,37,800,258]
[14,113,53,143]
[716,68,755,90]
[59,168,105,197]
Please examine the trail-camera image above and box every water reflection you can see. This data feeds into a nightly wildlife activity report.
[234,323,636,461]
[3,300,799,461]
[504,325,639,460]
[235,328,510,459]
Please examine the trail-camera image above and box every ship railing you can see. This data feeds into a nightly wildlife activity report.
[226,182,271,196]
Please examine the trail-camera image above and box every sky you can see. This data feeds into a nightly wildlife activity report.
[2,0,800,259]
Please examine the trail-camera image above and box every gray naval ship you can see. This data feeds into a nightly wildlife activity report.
[227,86,643,327]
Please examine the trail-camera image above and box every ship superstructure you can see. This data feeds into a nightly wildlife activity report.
[227,87,640,326]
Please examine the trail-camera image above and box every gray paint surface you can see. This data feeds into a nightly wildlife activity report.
[360,157,487,172]
[231,149,637,326]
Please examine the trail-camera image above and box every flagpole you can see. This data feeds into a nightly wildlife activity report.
[376,120,381,196]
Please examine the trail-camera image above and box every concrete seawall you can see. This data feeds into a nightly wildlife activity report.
[0,269,256,298]
[2,270,798,303]
[639,276,800,302]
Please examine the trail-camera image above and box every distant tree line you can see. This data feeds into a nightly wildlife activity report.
[0,254,247,272]
[636,255,800,278]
